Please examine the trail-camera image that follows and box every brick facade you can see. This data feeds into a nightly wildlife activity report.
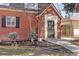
[0,9,37,42]
[0,3,62,42]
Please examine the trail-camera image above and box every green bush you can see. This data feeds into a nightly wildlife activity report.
[30,32,37,38]
[8,32,17,40]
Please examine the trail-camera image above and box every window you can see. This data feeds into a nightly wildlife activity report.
[2,16,19,28]
[6,16,16,27]
[25,3,38,10]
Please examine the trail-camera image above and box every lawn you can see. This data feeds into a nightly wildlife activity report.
[71,40,79,46]
[0,41,76,56]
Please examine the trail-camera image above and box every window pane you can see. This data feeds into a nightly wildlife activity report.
[7,16,11,21]
[7,22,11,25]
[6,16,16,27]
[11,17,16,25]
[12,22,15,25]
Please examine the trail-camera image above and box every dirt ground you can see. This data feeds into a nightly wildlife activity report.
[0,41,77,56]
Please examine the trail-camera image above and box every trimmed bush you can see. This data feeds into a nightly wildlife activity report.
[8,32,17,40]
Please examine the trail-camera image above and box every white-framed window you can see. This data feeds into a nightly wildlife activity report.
[24,3,38,10]
[6,16,16,27]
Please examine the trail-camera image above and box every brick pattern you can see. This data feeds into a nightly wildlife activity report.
[0,9,37,42]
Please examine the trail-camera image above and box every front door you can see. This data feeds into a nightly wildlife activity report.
[44,14,57,39]
[47,20,55,38]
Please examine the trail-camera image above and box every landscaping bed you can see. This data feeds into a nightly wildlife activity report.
[0,41,76,56]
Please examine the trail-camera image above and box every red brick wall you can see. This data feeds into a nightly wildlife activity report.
[38,5,61,39]
[0,9,37,41]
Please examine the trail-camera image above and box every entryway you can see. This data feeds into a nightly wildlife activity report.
[44,14,57,39]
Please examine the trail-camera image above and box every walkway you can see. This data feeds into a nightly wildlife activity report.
[45,39,79,56]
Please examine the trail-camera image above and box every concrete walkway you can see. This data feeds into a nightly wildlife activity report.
[45,39,79,56]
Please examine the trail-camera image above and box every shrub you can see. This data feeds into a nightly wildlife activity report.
[8,32,17,40]
[9,32,17,40]
[8,32,18,46]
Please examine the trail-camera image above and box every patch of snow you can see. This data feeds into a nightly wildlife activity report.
[61,37,75,40]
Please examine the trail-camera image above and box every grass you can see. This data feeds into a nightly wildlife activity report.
[71,40,79,46]
[0,42,59,56]
[0,46,34,56]
[0,41,76,56]
[0,46,75,56]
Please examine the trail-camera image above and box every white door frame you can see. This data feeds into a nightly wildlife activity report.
[44,14,57,39]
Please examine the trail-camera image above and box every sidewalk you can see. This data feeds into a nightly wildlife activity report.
[45,39,79,56]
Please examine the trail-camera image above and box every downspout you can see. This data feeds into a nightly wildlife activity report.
[36,16,39,41]
[24,8,32,40]
[27,12,33,40]
[27,12,32,33]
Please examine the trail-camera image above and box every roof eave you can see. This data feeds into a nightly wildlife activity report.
[0,7,38,13]
[36,4,63,19]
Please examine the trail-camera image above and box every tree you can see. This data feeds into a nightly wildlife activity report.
[63,3,79,17]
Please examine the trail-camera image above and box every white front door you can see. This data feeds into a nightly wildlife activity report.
[44,14,57,39]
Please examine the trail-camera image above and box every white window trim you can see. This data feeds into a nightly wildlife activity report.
[6,16,16,27]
